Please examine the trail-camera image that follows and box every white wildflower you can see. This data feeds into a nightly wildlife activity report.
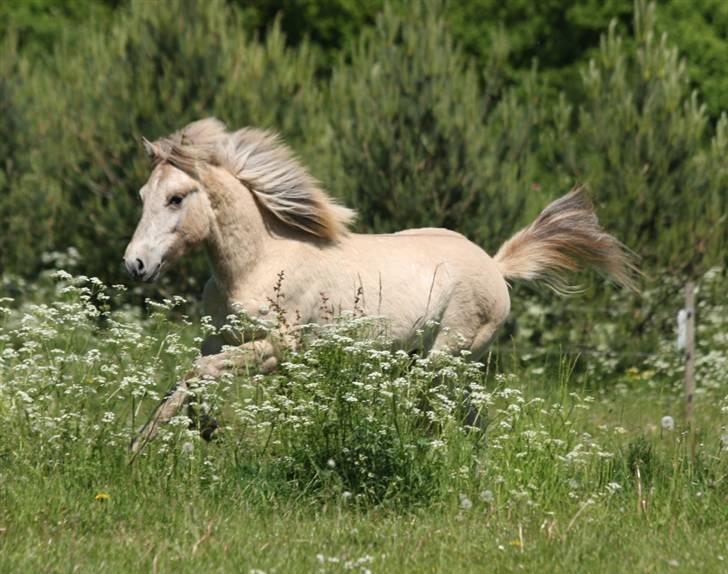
[605,482,622,494]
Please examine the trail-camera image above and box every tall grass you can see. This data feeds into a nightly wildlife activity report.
[1,270,728,571]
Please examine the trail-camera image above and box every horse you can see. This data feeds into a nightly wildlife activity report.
[124,117,638,453]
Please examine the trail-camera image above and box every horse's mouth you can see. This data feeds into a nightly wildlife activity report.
[145,262,163,283]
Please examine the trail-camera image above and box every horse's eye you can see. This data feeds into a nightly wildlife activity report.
[168,195,184,206]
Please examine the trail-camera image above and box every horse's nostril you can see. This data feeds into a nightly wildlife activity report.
[136,258,145,272]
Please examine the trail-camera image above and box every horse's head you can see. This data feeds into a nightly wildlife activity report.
[123,161,213,282]
[124,118,355,283]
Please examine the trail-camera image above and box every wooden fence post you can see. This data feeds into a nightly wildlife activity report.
[684,282,695,428]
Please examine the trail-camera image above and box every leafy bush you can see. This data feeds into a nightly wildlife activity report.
[316,1,558,246]
[560,3,728,272]
[0,32,25,256]
[0,0,320,291]
[0,0,725,296]
[238,319,490,502]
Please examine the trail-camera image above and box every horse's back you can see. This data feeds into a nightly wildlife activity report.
[350,229,510,319]
[375,227,500,274]
[393,227,465,238]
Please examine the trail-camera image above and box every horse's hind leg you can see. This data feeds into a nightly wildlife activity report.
[466,322,505,429]
[429,312,503,359]
[428,320,503,431]
[468,321,504,362]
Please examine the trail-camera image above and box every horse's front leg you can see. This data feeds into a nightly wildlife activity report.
[130,338,278,457]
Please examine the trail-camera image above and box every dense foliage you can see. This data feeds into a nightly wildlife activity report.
[4,0,727,118]
[0,0,726,290]
[1,0,321,289]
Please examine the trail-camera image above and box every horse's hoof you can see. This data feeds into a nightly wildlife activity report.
[196,413,220,442]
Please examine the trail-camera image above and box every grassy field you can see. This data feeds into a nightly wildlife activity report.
[1,270,727,573]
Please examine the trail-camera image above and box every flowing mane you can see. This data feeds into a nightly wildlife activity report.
[143,117,355,240]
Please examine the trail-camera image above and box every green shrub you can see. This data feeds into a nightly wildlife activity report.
[559,2,727,271]
[315,1,560,247]
[0,0,725,297]
[316,1,484,234]
[314,0,727,272]
[0,32,26,263]
[246,320,489,502]
[1,0,321,291]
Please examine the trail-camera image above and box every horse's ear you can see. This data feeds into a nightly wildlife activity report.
[141,137,158,160]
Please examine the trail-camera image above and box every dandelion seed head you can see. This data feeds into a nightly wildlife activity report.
[480,490,494,503]
[459,494,473,510]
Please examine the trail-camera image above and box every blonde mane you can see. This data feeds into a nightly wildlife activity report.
[143,117,355,240]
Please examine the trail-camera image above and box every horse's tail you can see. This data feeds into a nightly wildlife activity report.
[493,186,640,294]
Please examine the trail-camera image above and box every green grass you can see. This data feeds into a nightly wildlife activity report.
[3,483,728,573]
[1,271,728,572]
[3,424,728,574]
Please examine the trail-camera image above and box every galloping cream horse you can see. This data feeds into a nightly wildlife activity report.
[125,118,637,452]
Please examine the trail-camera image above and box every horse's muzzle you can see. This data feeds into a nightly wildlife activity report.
[123,256,161,282]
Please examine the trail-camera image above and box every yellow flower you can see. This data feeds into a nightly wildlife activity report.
[95,492,111,502]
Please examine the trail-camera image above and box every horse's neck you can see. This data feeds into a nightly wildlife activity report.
[204,180,268,295]
[201,169,329,298]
